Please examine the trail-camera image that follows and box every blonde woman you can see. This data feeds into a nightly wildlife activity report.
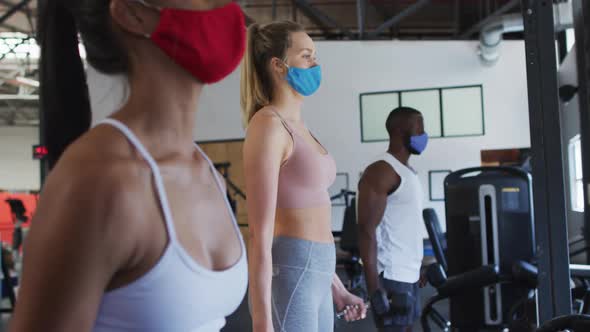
[241,21,367,332]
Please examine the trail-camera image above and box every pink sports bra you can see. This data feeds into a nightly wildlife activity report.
[269,110,337,209]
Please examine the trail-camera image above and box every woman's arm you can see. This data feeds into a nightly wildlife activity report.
[244,111,291,332]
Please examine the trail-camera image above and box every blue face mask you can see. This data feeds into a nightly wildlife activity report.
[285,65,322,96]
[409,133,428,155]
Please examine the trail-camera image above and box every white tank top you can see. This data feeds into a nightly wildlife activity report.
[371,153,424,283]
[92,119,248,332]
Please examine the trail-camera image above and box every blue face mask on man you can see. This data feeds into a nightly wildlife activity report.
[409,133,429,155]
[284,64,322,96]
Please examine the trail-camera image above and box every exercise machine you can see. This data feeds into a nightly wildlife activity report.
[443,167,536,331]
[331,190,365,294]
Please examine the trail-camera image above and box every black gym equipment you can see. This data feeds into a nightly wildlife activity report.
[369,286,416,328]
[443,167,536,331]
[422,209,451,331]
[569,265,590,315]
[421,261,505,332]
[422,250,590,332]
[423,209,448,274]
[1,198,25,313]
[5,199,26,254]
[332,190,365,294]
[535,314,590,332]
[421,258,540,332]
[422,208,535,331]
[422,166,590,331]
[559,84,579,104]
[503,264,590,331]
[213,162,246,214]
[0,246,15,313]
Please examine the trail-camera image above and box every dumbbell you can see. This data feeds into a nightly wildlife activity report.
[372,289,414,327]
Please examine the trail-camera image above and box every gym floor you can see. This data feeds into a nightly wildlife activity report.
[0,273,443,332]
[221,271,444,332]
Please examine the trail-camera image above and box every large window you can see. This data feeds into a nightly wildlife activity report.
[569,135,584,212]
[360,92,399,142]
[359,85,484,142]
[401,90,442,138]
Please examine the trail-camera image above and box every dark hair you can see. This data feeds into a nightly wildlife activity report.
[38,0,129,169]
[385,106,422,135]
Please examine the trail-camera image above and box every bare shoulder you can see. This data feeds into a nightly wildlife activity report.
[359,160,400,193]
[40,126,151,238]
[244,107,291,151]
[246,107,286,135]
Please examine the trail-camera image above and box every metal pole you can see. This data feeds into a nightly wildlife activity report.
[453,0,461,37]
[356,0,366,39]
[572,0,590,265]
[521,0,572,323]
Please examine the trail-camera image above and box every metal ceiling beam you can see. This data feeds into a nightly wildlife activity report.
[0,0,31,34]
[368,1,393,28]
[291,0,297,21]
[272,0,277,20]
[357,0,366,39]
[25,4,33,33]
[0,0,31,25]
[0,1,29,13]
[0,22,28,34]
[459,0,519,39]
[453,0,460,37]
[368,0,431,38]
[293,0,353,39]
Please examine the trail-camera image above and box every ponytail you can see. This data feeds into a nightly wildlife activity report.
[240,24,268,128]
[38,0,91,170]
[240,21,304,128]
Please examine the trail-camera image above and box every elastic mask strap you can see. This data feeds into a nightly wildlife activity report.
[128,0,160,38]
[129,0,161,10]
[276,58,290,77]
[281,59,290,69]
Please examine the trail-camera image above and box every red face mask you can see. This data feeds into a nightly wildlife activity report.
[134,1,246,84]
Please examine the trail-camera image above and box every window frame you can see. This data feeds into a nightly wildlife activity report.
[359,84,485,143]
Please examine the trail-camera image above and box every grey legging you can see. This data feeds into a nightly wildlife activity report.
[271,236,336,332]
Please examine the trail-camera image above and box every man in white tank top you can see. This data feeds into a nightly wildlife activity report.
[357,107,428,332]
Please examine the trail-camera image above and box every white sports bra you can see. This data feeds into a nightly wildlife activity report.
[93,118,248,332]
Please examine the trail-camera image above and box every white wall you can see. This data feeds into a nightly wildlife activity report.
[0,126,40,191]
[89,40,531,232]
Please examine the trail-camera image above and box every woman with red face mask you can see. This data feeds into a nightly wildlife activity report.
[10,1,247,331]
